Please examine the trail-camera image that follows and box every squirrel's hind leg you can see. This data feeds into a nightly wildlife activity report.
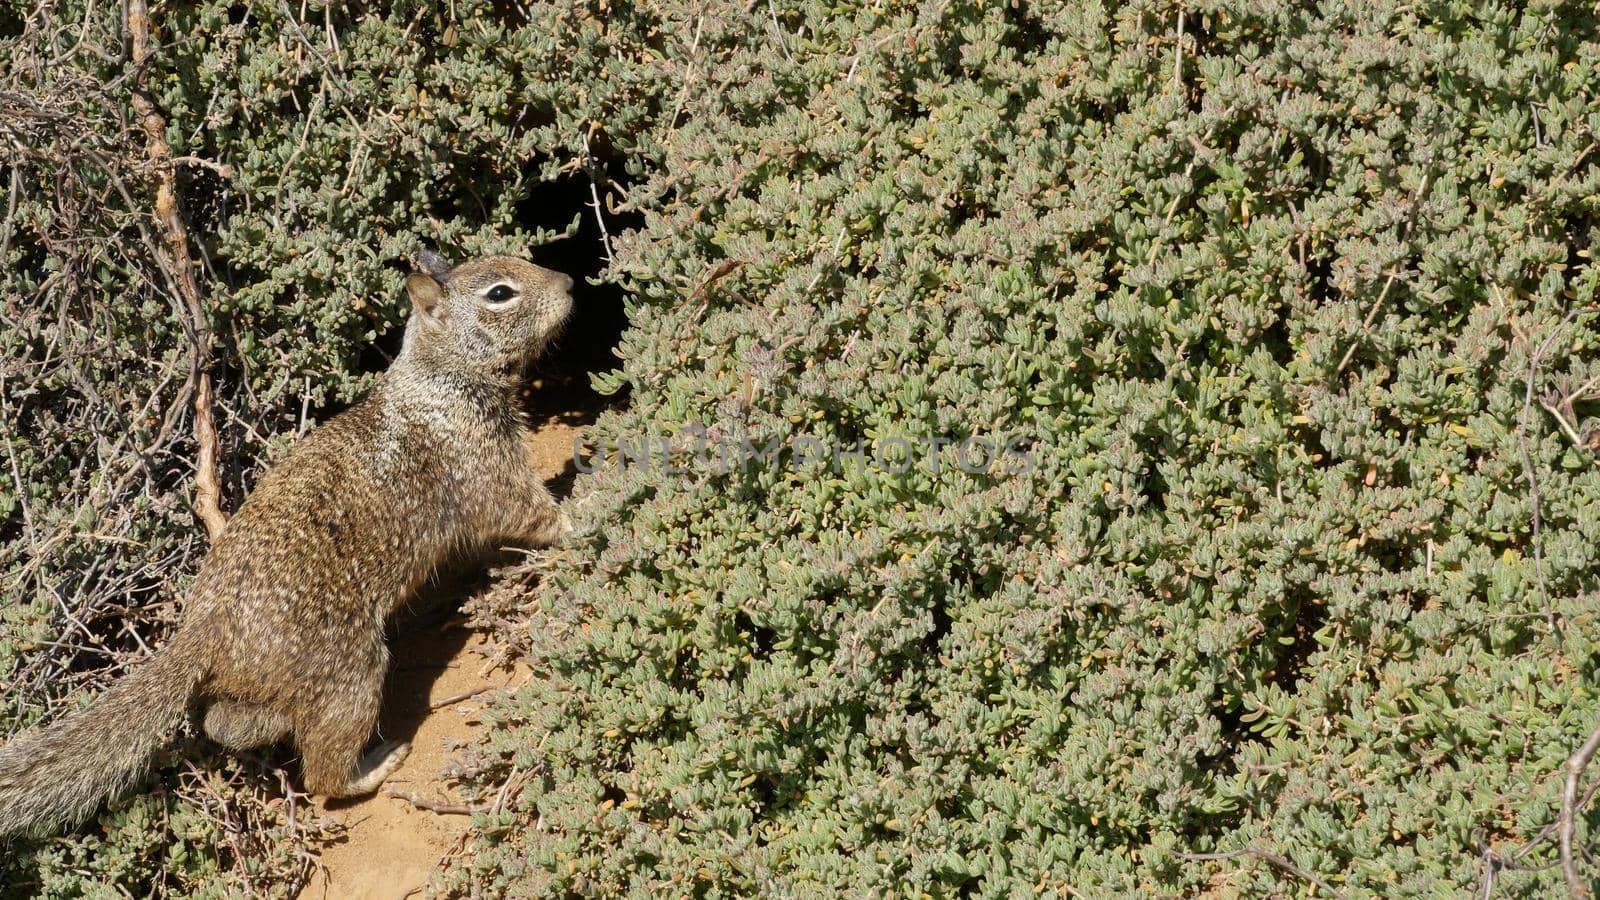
[203,701,291,751]
[294,672,409,798]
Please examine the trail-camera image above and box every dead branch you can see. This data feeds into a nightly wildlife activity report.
[1538,370,1600,451]
[126,0,228,543]
[1506,303,1600,897]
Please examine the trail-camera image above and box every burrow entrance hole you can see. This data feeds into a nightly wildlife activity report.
[517,167,640,434]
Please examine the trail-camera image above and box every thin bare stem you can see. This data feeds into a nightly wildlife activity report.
[1178,847,1346,899]
[1517,306,1586,635]
[581,127,614,267]
[1563,722,1600,897]
[1336,172,1433,374]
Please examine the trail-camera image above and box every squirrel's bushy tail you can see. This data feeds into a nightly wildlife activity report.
[0,632,203,836]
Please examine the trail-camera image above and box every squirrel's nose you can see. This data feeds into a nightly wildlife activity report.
[558,272,575,293]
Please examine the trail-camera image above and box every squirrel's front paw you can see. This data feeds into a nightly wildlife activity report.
[523,507,572,547]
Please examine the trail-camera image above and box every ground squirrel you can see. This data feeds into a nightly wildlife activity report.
[0,252,574,836]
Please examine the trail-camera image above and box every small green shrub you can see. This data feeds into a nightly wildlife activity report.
[447,0,1600,896]
[4,0,1600,897]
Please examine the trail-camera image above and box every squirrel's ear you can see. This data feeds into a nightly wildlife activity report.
[406,273,446,325]
[416,249,450,279]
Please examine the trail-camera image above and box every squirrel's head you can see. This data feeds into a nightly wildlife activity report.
[400,252,574,377]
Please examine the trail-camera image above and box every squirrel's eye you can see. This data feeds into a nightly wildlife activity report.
[485,284,518,305]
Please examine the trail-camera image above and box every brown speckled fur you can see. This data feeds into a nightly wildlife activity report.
[0,255,573,836]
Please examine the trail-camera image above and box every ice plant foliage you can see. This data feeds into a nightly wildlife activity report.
[2,0,1600,896]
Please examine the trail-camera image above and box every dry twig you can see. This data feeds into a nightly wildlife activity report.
[429,685,492,710]
[127,0,229,542]
[1538,371,1600,450]
[1517,307,1589,634]
[1500,303,1600,897]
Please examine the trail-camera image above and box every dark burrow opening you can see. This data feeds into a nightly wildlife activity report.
[516,169,640,434]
